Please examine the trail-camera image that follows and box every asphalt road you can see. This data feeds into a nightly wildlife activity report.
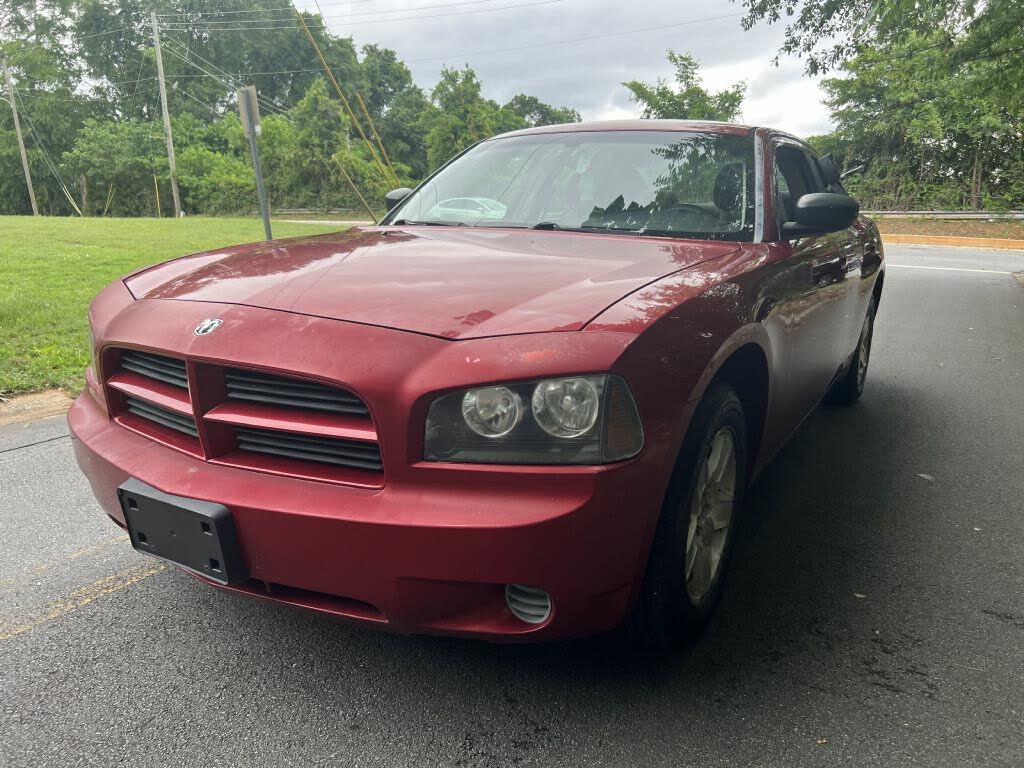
[1,245,1022,768]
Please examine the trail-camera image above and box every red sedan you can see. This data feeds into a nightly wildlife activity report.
[69,121,883,646]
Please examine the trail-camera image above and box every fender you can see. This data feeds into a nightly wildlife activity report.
[684,322,774,407]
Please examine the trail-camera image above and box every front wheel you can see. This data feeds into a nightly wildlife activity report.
[629,383,747,649]
[824,296,877,407]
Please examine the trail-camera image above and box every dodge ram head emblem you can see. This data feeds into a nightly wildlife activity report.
[194,318,223,336]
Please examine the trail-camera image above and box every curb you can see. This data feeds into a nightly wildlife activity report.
[881,234,1024,250]
[0,391,73,428]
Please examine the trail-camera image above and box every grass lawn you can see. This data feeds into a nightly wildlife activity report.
[0,216,342,397]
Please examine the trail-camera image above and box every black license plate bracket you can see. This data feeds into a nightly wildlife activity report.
[118,478,247,585]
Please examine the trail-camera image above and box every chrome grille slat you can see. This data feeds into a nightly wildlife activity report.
[235,427,383,472]
[124,395,198,437]
[225,369,369,418]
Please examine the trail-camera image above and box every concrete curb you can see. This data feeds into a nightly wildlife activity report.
[882,234,1024,250]
[0,391,73,428]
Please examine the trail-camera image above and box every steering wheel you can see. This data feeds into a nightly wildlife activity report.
[665,203,713,217]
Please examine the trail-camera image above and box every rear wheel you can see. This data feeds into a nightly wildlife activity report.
[824,296,877,407]
[630,383,747,649]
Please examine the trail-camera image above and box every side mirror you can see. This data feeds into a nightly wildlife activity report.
[385,187,413,212]
[782,192,859,239]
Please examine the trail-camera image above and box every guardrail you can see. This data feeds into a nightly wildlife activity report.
[271,208,374,216]
[863,210,1024,219]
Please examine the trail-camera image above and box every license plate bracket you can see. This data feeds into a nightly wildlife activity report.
[118,478,247,585]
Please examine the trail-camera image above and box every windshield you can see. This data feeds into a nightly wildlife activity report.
[386,130,757,241]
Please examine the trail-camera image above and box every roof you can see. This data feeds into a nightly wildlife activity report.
[496,119,760,140]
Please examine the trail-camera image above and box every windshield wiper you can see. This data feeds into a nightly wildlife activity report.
[391,219,466,227]
[540,223,647,235]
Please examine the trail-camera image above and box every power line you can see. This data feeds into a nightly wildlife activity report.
[163,0,544,25]
[156,1,374,16]
[160,39,294,120]
[11,83,82,214]
[321,0,525,20]
[107,68,325,87]
[157,21,326,32]
[406,11,746,63]
[157,0,563,31]
[77,25,143,40]
[172,82,224,115]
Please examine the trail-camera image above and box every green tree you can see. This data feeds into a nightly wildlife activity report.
[623,51,744,121]
[815,33,1023,210]
[422,66,527,171]
[740,0,1024,107]
[504,94,580,127]
[62,119,167,215]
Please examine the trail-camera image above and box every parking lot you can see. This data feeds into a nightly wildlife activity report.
[1,244,1022,767]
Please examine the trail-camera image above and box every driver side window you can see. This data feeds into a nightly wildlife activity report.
[774,145,823,225]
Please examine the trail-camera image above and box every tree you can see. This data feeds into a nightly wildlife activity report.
[504,94,580,127]
[623,51,744,121]
[739,0,1024,106]
[0,1,580,214]
[813,32,1023,210]
[63,119,168,216]
[422,66,526,171]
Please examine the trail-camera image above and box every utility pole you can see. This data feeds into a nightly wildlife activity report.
[151,13,181,218]
[237,86,272,240]
[3,60,38,216]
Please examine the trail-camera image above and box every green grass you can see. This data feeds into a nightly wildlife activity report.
[0,216,343,396]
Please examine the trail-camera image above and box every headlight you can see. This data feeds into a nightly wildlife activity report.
[462,386,523,438]
[532,378,599,437]
[425,375,643,465]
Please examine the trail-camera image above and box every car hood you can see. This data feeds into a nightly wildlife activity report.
[124,227,740,340]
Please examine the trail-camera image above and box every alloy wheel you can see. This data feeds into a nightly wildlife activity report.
[856,312,874,390]
[685,427,737,603]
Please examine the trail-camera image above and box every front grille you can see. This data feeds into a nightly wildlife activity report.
[121,350,188,389]
[225,369,369,418]
[107,346,383,485]
[235,427,382,472]
[124,395,198,437]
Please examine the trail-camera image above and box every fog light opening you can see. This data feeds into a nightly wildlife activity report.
[505,584,551,625]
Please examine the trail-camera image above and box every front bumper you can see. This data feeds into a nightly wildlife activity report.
[70,389,662,641]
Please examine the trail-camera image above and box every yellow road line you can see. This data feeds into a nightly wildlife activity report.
[0,562,166,642]
[0,534,128,589]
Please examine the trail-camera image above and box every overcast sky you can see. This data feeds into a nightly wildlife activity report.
[295,0,834,137]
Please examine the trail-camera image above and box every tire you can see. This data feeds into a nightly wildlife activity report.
[629,383,748,649]
[824,296,878,407]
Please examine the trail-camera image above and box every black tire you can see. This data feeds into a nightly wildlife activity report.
[629,383,748,649]
[824,296,878,407]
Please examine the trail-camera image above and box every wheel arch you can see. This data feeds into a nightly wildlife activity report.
[684,326,773,479]
[872,267,885,306]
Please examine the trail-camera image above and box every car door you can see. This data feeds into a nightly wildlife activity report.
[771,142,859,425]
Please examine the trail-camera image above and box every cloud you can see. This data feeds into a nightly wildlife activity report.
[298,0,834,136]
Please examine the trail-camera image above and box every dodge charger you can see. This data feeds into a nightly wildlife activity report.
[69,120,884,646]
